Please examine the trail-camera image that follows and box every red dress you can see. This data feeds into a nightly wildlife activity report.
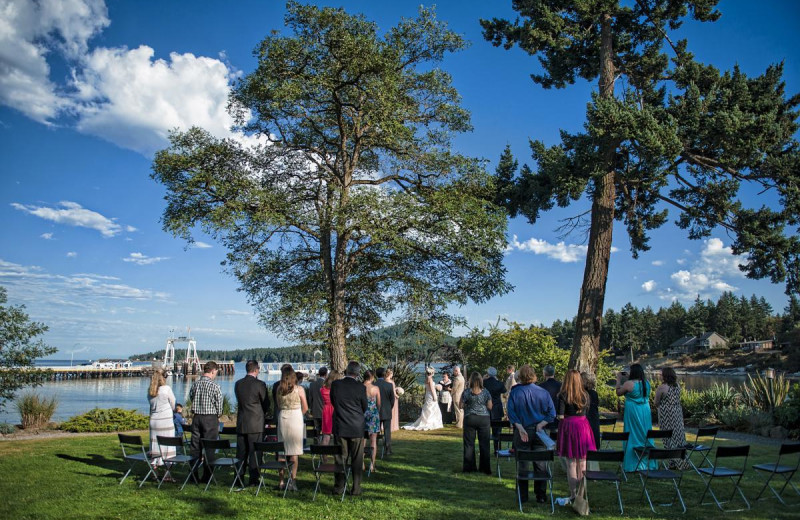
[321,386,334,435]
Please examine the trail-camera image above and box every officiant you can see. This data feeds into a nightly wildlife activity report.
[437,371,454,424]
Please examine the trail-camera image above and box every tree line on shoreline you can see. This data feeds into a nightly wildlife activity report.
[131,293,800,364]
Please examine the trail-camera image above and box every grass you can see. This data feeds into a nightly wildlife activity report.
[0,426,797,520]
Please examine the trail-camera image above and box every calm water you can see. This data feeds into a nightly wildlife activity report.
[1,361,757,424]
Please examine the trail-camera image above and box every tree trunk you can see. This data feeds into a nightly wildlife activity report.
[569,13,617,374]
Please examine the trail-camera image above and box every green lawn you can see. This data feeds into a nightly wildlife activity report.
[0,426,797,520]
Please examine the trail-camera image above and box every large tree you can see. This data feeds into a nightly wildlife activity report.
[0,287,55,410]
[482,0,800,372]
[152,3,510,372]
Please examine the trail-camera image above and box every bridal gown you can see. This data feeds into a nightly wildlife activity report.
[402,386,443,431]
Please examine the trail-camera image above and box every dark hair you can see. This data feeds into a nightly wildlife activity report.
[375,367,386,379]
[175,403,183,409]
[296,371,305,383]
[345,361,360,377]
[318,367,328,377]
[203,361,218,374]
[363,370,374,382]
[629,363,647,392]
[469,371,483,391]
[661,367,678,386]
[245,360,259,373]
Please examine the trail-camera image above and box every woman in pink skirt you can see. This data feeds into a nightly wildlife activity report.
[556,369,597,502]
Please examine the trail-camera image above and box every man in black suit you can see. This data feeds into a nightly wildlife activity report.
[235,360,270,487]
[330,361,368,496]
[482,366,507,452]
[309,366,328,436]
[537,364,561,432]
[374,367,395,455]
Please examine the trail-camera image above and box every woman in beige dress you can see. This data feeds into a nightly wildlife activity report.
[386,369,400,432]
[277,366,308,491]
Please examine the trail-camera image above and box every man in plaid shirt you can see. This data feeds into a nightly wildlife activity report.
[189,361,223,482]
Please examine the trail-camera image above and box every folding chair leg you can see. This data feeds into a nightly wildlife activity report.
[119,465,133,485]
[673,479,687,513]
[181,459,200,491]
[312,474,321,501]
[229,463,245,493]
[204,467,218,492]
[517,480,523,513]
[615,481,624,514]
[138,463,157,488]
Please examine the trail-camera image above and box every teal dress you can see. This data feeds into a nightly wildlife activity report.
[622,380,658,472]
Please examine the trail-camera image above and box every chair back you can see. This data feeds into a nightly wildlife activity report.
[156,435,185,450]
[646,429,673,440]
[491,420,511,430]
[220,426,237,436]
[201,438,231,458]
[648,448,686,461]
[264,426,278,439]
[598,417,617,427]
[696,425,719,438]
[587,450,624,463]
[779,442,800,456]
[118,434,146,458]
[713,445,749,474]
[602,431,629,442]
[498,432,514,444]
[254,441,284,456]
[310,444,342,457]
[516,449,554,463]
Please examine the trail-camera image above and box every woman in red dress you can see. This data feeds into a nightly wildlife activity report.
[320,370,341,448]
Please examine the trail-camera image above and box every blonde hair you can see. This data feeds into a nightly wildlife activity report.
[559,369,589,410]
[148,370,166,398]
[385,368,394,379]
[279,367,297,396]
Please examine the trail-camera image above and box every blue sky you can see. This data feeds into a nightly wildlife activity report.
[0,0,798,359]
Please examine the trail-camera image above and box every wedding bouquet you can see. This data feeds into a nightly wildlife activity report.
[395,386,405,396]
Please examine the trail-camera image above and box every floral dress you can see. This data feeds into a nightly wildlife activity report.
[365,394,381,434]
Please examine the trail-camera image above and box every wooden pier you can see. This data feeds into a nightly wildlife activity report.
[37,360,235,381]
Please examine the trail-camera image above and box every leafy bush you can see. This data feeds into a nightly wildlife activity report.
[398,385,424,422]
[742,371,790,412]
[60,408,149,433]
[700,382,740,410]
[775,383,800,438]
[222,394,234,416]
[715,405,753,431]
[15,392,57,429]
[681,387,704,422]
[0,422,15,434]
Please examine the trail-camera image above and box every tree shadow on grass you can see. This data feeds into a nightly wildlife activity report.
[56,452,121,478]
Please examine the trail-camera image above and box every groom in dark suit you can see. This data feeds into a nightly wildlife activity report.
[330,361,368,496]
[375,367,395,455]
[234,360,270,486]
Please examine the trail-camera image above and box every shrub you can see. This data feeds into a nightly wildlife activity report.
[60,408,149,433]
[715,405,753,431]
[222,394,234,416]
[0,422,15,434]
[775,383,800,438]
[700,382,740,410]
[681,387,704,422]
[15,392,58,429]
[742,371,790,413]
[398,385,424,422]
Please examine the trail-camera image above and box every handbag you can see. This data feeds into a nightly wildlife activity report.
[572,479,590,516]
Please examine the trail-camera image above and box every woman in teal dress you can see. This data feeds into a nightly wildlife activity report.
[616,364,658,472]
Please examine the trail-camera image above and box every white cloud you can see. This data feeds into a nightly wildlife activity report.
[642,280,656,292]
[0,0,109,122]
[507,234,618,263]
[123,252,169,265]
[651,260,664,266]
[660,238,743,301]
[193,241,213,249]
[11,201,130,237]
[40,232,54,240]
[125,225,137,232]
[66,251,77,258]
[222,309,251,317]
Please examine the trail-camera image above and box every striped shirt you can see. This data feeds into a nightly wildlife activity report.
[190,375,223,416]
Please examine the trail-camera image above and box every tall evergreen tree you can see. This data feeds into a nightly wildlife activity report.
[783,295,800,333]
[482,0,800,372]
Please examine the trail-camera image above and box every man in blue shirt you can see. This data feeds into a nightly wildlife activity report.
[507,364,556,504]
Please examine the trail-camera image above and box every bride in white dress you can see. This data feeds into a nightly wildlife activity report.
[402,366,443,431]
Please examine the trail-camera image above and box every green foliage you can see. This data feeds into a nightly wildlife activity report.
[15,392,58,429]
[701,382,741,410]
[0,286,57,410]
[715,405,759,432]
[0,422,15,434]
[222,394,234,416]
[742,371,791,412]
[151,3,510,371]
[59,408,149,433]
[459,321,567,377]
[681,387,705,421]
[774,383,800,438]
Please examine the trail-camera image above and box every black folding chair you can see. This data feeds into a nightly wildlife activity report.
[598,416,617,434]
[495,432,515,481]
[156,435,199,490]
[304,427,320,466]
[752,442,800,505]
[634,429,673,470]
[698,445,750,511]
[117,434,157,487]
[310,444,350,502]
[685,426,719,474]
[200,438,244,492]
[254,441,292,498]
[491,420,511,452]
[584,450,625,514]
[638,448,687,514]
[515,449,554,513]
[600,431,629,481]
[264,426,278,441]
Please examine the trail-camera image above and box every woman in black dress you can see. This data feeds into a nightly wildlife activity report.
[581,371,600,450]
